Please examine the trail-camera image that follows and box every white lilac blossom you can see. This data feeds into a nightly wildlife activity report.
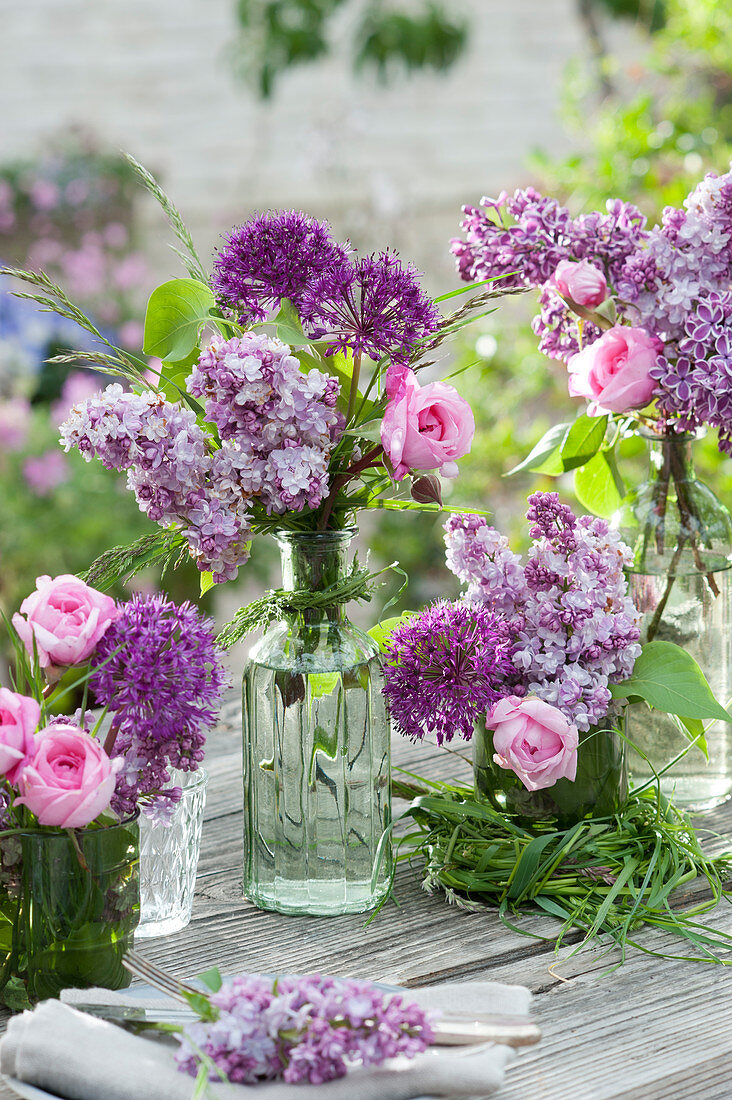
[176,974,434,1087]
[444,493,642,731]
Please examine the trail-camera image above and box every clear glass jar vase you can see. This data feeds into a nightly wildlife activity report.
[242,528,392,916]
[0,815,139,1006]
[137,768,207,939]
[616,430,732,810]
[473,711,627,827]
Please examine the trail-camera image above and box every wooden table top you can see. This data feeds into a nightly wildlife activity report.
[3,691,732,1099]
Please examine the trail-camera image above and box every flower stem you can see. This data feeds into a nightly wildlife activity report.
[346,353,362,425]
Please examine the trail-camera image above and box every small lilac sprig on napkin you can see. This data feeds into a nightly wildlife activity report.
[175,973,435,1087]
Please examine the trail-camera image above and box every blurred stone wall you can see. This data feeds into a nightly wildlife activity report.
[0,0,584,287]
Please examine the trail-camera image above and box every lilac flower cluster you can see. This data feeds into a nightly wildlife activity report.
[382,600,515,744]
[451,187,648,359]
[212,209,352,324]
[176,973,434,1087]
[212,209,441,364]
[617,170,732,345]
[444,493,642,731]
[651,291,732,452]
[188,333,342,514]
[302,251,443,364]
[90,593,228,817]
[60,341,344,578]
[59,384,249,581]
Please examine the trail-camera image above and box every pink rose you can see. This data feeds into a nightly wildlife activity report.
[567,326,660,416]
[554,259,608,309]
[381,370,475,480]
[12,575,119,679]
[16,724,121,828]
[0,689,40,784]
[488,695,578,792]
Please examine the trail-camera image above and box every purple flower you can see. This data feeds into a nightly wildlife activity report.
[451,187,647,363]
[89,593,228,815]
[382,600,515,744]
[212,209,351,323]
[176,973,433,1086]
[301,250,442,363]
[444,493,642,731]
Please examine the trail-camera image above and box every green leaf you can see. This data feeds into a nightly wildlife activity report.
[677,715,709,760]
[573,450,623,518]
[560,414,608,472]
[273,298,310,346]
[506,422,570,477]
[346,418,384,444]
[181,989,218,1022]
[199,571,216,596]
[611,641,732,724]
[197,966,223,993]
[368,612,415,653]
[309,671,340,698]
[143,279,215,362]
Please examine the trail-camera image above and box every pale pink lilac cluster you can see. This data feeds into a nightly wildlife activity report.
[59,384,249,582]
[188,333,342,514]
[60,336,345,580]
[444,493,642,731]
[176,974,434,1087]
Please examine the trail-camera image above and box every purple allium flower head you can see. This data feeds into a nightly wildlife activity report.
[382,600,515,744]
[90,593,228,816]
[212,209,351,323]
[301,250,442,364]
[176,973,434,1087]
[444,493,642,731]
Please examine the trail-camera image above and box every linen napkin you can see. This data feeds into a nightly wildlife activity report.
[1,980,533,1100]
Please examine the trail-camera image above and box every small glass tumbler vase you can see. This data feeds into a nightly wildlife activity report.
[0,816,139,1004]
[242,528,392,916]
[616,430,732,809]
[474,712,627,827]
[137,769,208,939]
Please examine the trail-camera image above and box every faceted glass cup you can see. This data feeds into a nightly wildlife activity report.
[136,769,208,939]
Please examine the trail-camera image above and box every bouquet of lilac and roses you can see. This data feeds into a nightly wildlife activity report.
[2,160,503,631]
[451,165,732,513]
[382,491,730,800]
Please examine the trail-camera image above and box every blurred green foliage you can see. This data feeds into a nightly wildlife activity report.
[232,0,467,97]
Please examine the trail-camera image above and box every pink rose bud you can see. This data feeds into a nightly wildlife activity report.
[488,695,578,792]
[566,325,660,417]
[0,689,40,785]
[381,370,475,481]
[12,574,120,680]
[554,259,608,309]
[16,724,121,828]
